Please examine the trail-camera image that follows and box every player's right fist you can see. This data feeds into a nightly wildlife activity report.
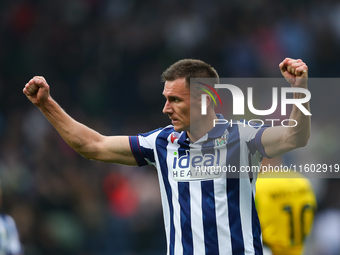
[23,76,50,106]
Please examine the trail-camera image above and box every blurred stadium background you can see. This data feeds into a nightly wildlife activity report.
[0,0,340,254]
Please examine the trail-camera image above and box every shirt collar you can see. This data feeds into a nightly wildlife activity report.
[206,114,229,139]
[178,114,229,145]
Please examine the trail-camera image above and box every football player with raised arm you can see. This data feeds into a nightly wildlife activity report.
[23,58,310,255]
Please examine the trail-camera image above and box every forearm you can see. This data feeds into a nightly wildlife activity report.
[38,96,103,158]
[24,76,137,164]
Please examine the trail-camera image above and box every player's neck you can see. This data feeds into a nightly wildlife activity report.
[187,111,218,143]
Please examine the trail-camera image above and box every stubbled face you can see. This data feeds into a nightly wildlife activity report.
[162,78,192,132]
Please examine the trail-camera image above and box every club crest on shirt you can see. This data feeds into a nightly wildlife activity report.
[213,132,228,146]
[170,132,179,143]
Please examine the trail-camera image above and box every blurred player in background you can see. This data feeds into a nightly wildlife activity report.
[23,58,310,255]
[255,157,316,255]
[0,180,23,255]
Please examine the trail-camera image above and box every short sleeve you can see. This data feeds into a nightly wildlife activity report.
[240,120,270,158]
[129,128,162,167]
[254,126,270,158]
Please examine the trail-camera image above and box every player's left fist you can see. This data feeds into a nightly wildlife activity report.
[23,76,50,107]
[279,58,308,88]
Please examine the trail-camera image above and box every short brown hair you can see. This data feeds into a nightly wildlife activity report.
[161,59,219,85]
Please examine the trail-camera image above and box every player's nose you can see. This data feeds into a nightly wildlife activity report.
[163,100,173,114]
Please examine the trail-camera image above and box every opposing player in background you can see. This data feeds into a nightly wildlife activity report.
[256,157,316,255]
[23,58,310,255]
[0,181,23,255]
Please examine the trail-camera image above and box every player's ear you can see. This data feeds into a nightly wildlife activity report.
[206,95,213,108]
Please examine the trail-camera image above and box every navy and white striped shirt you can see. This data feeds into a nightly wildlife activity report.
[129,116,268,255]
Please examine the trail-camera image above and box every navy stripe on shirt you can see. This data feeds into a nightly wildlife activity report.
[201,140,219,255]
[252,197,263,255]
[177,146,194,255]
[201,180,219,255]
[226,124,245,255]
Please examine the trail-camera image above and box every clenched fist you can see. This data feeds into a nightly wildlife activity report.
[23,76,50,107]
[279,58,308,88]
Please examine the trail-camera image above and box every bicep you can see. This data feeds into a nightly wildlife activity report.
[93,135,138,166]
[261,126,296,158]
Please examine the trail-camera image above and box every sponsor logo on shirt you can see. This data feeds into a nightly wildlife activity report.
[172,150,222,181]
